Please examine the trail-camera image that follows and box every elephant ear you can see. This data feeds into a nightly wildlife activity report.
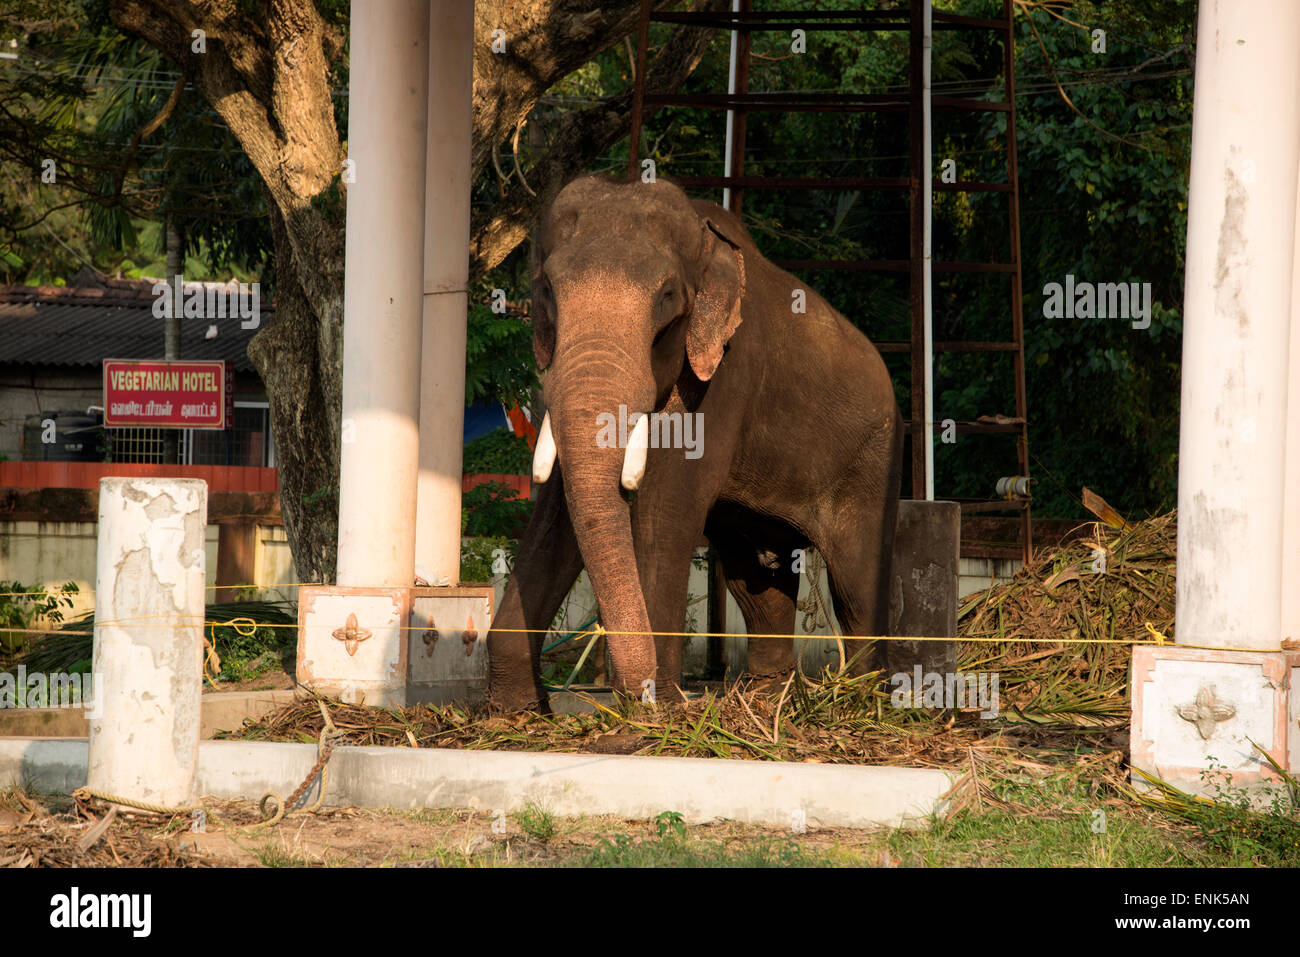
[687,218,746,382]
[531,271,556,370]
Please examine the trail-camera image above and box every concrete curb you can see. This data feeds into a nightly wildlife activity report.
[0,737,955,829]
[0,689,299,740]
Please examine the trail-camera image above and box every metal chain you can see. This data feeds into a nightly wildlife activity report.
[74,700,341,831]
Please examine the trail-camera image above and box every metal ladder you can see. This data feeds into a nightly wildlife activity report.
[626,0,1033,566]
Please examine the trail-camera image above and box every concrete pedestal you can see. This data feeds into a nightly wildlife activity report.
[87,477,206,807]
[297,586,411,707]
[297,584,494,707]
[886,499,960,677]
[408,586,494,705]
[1130,645,1299,798]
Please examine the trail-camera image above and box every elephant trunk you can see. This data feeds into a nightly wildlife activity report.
[546,353,657,697]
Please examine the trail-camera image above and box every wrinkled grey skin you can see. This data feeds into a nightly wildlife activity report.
[485,175,901,711]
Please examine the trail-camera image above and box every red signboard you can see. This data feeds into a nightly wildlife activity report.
[103,359,232,429]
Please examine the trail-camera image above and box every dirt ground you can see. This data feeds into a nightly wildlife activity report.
[0,790,897,868]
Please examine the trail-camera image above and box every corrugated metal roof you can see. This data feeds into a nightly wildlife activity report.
[0,283,267,372]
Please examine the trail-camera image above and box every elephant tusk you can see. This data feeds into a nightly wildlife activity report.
[532,412,557,483]
[621,413,649,491]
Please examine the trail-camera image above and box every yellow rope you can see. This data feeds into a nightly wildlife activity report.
[0,582,328,598]
[54,613,1287,655]
[72,787,202,815]
[11,579,1279,659]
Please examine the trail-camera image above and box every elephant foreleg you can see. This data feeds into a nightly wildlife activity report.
[486,471,583,712]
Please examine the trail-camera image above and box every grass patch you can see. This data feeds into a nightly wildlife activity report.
[886,807,1205,867]
[1131,756,1300,867]
[577,831,836,868]
[249,842,316,868]
[514,802,557,843]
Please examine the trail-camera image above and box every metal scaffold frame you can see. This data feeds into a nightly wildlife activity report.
[626,0,1033,565]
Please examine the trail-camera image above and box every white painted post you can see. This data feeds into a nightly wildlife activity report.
[1284,165,1300,645]
[1176,0,1298,653]
[336,0,431,588]
[415,0,475,585]
[87,478,206,807]
[1130,0,1300,797]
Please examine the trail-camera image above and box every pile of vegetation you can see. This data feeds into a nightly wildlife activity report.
[16,599,297,686]
[958,510,1176,726]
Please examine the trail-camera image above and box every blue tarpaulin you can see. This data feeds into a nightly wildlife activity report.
[463,401,510,444]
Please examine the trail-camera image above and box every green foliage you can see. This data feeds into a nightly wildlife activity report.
[462,428,532,475]
[462,481,533,538]
[1000,0,1192,515]
[0,581,78,657]
[514,802,557,843]
[459,535,517,584]
[579,829,820,867]
[0,14,272,285]
[205,601,297,683]
[1135,758,1300,866]
[654,810,686,841]
[465,282,538,409]
[17,599,296,685]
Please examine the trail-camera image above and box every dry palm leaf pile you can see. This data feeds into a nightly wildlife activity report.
[959,510,1175,728]
[227,512,1174,774]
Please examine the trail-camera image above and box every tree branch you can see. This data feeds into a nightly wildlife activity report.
[470,0,726,279]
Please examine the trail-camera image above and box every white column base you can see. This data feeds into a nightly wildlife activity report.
[408,586,493,705]
[1130,644,1299,800]
[297,585,494,707]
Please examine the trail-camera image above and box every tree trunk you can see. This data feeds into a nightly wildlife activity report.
[107,0,723,583]
[163,217,183,465]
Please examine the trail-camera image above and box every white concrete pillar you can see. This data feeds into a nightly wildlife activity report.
[1176,0,1299,652]
[336,0,431,587]
[1284,159,1300,644]
[415,0,475,584]
[87,478,206,807]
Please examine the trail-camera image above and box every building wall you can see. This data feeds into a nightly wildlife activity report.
[0,366,102,461]
[0,520,296,630]
[0,364,268,463]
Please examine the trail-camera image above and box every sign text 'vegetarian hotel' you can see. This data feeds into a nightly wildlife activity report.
[102,359,232,429]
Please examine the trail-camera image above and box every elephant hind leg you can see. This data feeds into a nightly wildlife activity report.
[816,421,901,677]
[816,500,898,678]
[711,533,800,677]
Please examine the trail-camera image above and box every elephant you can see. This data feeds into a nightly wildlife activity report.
[485,174,902,712]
